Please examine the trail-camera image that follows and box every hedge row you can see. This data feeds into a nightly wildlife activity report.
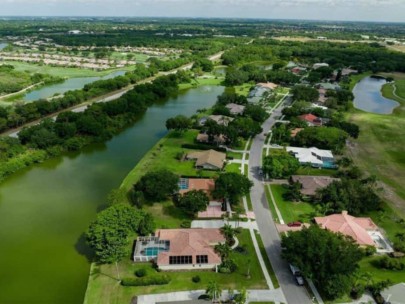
[121,275,171,286]
[181,143,227,152]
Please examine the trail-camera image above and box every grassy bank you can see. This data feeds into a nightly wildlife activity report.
[84,230,269,304]
[348,73,405,217]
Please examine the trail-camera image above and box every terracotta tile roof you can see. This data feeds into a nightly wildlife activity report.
[298,113,319,123]
[187,149,226,170]
[258,82,279,90]
[291,175,340,196]
[290,128,304,138]
[315,211,378,246]
[179,178,215,195]
[156,228,225,266]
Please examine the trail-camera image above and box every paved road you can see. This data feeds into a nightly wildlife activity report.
[248,96,312,304]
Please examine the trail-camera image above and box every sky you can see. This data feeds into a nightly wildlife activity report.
[1,0,405,22]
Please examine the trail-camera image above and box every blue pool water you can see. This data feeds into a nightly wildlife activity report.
[178,178,189,190]
[143,247,168,256]
[323,160,337,169]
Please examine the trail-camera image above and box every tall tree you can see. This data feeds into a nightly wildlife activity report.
[175,190,209,216]
[213,173,253,205]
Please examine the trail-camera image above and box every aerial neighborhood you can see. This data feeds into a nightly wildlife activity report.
[0,17,405,304]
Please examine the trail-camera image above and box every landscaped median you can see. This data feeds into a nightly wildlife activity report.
[84,230,269,304]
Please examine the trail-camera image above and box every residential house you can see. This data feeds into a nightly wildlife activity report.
[317,82,341,91]
[315,211,393,252]
[381,283,405,304]
[290,128,304,138]
[199,115,234,127]
[291,175,340,196]
[186,149,226,170]
[196,133,226,145]
[313,63,329,70]
[178,178,226,218]
[291,66,307,75]
[298,113,323,126]
[257,82,278,90]
[286,146,336,168]
[225,103,245,115]
[133,228,226,270]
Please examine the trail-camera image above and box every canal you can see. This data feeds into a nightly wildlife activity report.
[24,70,126,101]
[0,85,224,304]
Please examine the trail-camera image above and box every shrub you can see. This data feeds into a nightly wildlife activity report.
[363,245,377,256]
[121,275,171,286]
[181,143,227,152]
[192,275,201,283]
[135,268,147,278]
[376,256,405,270]
[180,220,191,228]
[219,267,231,274]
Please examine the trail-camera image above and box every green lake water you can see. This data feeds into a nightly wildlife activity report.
[0,85,224,304]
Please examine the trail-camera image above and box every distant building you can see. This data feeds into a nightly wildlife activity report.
[317,82,341,91]
[68,30,81,35]
[317,88,328,104]
[287,146,336,168]
[196,133,226,145]
[291,66,307,75]
[257,82,278,90]
[199,115,234,127]
[291,175,340,196]
[298,113,324,126]
[186,149,226,170]
[313,63,329,70]
[317,36,327,40]
[133,228,226,270]
[225,103,245,115]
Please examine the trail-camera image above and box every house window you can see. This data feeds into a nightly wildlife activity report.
[169,255,193,265]
[196,255,208,264]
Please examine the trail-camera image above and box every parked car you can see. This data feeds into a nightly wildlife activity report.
[289,264,305,286]
[287,221,302,227]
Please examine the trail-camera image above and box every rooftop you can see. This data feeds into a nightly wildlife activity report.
[179,178,215,195]
[187,149,226,169]
[291,175,340,196]
[315,211,378,246]
[257,82,278,90]
[225,103,245,115]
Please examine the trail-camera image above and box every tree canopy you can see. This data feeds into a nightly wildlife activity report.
[213,172,253,204]
[262,149,300,179]
[175,190,210,216]
[134,169,179,202]
[281,225,364,300]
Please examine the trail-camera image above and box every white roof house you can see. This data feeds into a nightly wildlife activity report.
[313,63,329,70]
[287,147,335,168]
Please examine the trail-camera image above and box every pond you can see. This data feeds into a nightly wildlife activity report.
[0,42,8,50]
[0,85,224,304]
[353,76,400,114]
[24,70,126,101]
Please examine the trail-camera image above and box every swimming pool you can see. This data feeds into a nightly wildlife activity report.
[178,178,189,190]
[143,247,168,256]
[322,160,337,169]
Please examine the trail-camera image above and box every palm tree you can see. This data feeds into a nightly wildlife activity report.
[215,243,231,260]
[221,224,236,245]
[206,281,222,303]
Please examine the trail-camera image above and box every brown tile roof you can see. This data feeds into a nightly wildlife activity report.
[315,211,378,246]
[208,115,234,126]
[258,82,278,90]
[179,178,215,195]
[196,133,226,144]
[156,228,225,266]
[187,150,226,170]
[290,128,304,138]
[225,103,245,115]
[291,175,340,196]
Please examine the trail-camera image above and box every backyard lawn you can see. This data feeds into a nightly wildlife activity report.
[269,185,317,224]
[84,230,269,304]
[295,166,337,176]
[120,129,218,194]
[225,163,241,173]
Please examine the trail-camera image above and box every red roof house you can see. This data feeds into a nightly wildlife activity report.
[315,211,378,246]
[298,114,322,126]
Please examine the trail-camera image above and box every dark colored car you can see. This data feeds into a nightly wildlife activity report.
[287,221,302,227]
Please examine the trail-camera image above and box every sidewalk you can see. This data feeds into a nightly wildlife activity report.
[137,288,286,304]
[191,219,258,230]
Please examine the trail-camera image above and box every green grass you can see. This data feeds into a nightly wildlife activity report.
[348,73,405,217]
[120,130,218,193]
[358,255,405,284]
[348,72,372,91]
[244,164,249,177]
[225,163,241,173]
[227,151,243,160]
[269,185,318,224]
[234,83,254,97]
[246,194,253,211]
[3,60,135,78]
[178,76,224,90]
[142,200,192,229]
[84,230,268,304]
[265,185,280,223]
[255,231,280,288]
[295,166,337,176]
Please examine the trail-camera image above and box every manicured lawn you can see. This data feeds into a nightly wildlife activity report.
[225,163,241,173]
[270,185,318,224]
[234,83,254,97]
[227,151,243,160]
[255,230,279,288]
[265,185,280,223]
[246,194,253,211]
[120,130,218,194]
[358,255,405,284]
[3,60,135,78]
[295,166,337,176]
[84,230,268,304]
[142,200,192,229]
[178,77,224,90]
